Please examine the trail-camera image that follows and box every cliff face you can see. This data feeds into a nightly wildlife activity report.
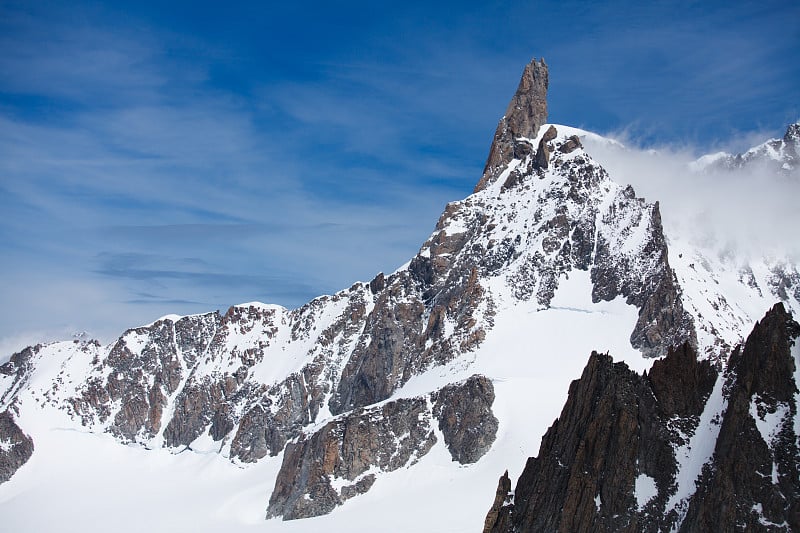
[267,375,497,520]
[485,303,800,532]
[681,303,800,531]
[476,57,549,192]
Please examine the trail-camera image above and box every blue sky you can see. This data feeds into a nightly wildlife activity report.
[1,0,799,351]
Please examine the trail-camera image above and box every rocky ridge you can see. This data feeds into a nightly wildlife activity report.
[484,303,800,532]
[267,375,497,519]
[0,57,798,526]
[694,121,800,174]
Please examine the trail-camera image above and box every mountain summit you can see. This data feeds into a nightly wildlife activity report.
[1,57,798,532]
[476,57,549,192]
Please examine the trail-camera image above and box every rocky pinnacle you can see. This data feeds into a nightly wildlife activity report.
[474,57,549,192]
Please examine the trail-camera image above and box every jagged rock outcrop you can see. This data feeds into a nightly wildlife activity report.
[558,134,582,154]
[484,471,514,533]
[534,124,557,169]
[485,349,698,532]
[0,346,38,408]
[0,410,33,483]
[681,303,800,531]
[266,396,436,520]
[648,342,717,419]
[484,303,800,532]
[432,374,498,464]
[591,186,697,358]
[476,57,549,192]
[268,374,498,520]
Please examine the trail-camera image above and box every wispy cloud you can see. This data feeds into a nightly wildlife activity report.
[0,4,470,354]
[1,0,797,356]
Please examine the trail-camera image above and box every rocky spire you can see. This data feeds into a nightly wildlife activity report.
[483,303,800,532]
[474,57,549,192]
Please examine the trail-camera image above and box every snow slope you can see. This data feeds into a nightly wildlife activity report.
[0,270,647,533]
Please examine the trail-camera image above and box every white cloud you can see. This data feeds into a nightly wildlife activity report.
[583,131,800,263]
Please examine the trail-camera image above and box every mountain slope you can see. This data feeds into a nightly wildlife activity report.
[692,122,800,174]
[0,57,798,532]
[484,303,800,532]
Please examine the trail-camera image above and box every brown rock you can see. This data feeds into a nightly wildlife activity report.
[534,125,558,169]
[483,471,513,533]
[681,303,800,532]
[432,374,498,464]
[0,410,33,483]
[266,397,437,520]
[558,135,583,154]
[475,58,549,192]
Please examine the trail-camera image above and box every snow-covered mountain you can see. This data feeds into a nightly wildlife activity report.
[691,122,800,174]
[0,58,798,532]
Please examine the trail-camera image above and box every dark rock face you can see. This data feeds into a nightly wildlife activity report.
[0,410,33,483]
[229,371,318,461]
[485,303,800,532]
[488,351,689,533]
[330,250,489,415]
[104,321,183,441]
[269,375,498,520]
[70,313,220,442]
[483,471,513,533]
[0,346,37,408]
[266,397,437,520]
[331,292,427,413]
[648,342,717,419]
[432,374,498,464]
[534,124,558,169]
[558,134,583,154]
[592,196,696,358]
[476,58,549,192]
[680,303,800,532]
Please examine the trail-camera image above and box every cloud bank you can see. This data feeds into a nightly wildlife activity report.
[583,131,800,263]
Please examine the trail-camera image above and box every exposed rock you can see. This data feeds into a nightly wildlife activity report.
[648,342,716,418]
[369,272,385,294]
[266,396,437,520]
[0,410,33,483]
[475,58,549,192]
[229,372,315,461]
[268,374,498,519]
[432,374,498,464]
[680,303,800,531]
[592,194,695,358]
[489,351,680,532]
[331,291,427,413]
[330,237,490,414]
[534,125,558,169]
[483,471,513,533]
[485,304,800,532]
[103,320,183,441]
[558,134,583,154]
[0,348,35,416]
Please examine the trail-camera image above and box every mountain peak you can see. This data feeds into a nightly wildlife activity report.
[475,57,548,192]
